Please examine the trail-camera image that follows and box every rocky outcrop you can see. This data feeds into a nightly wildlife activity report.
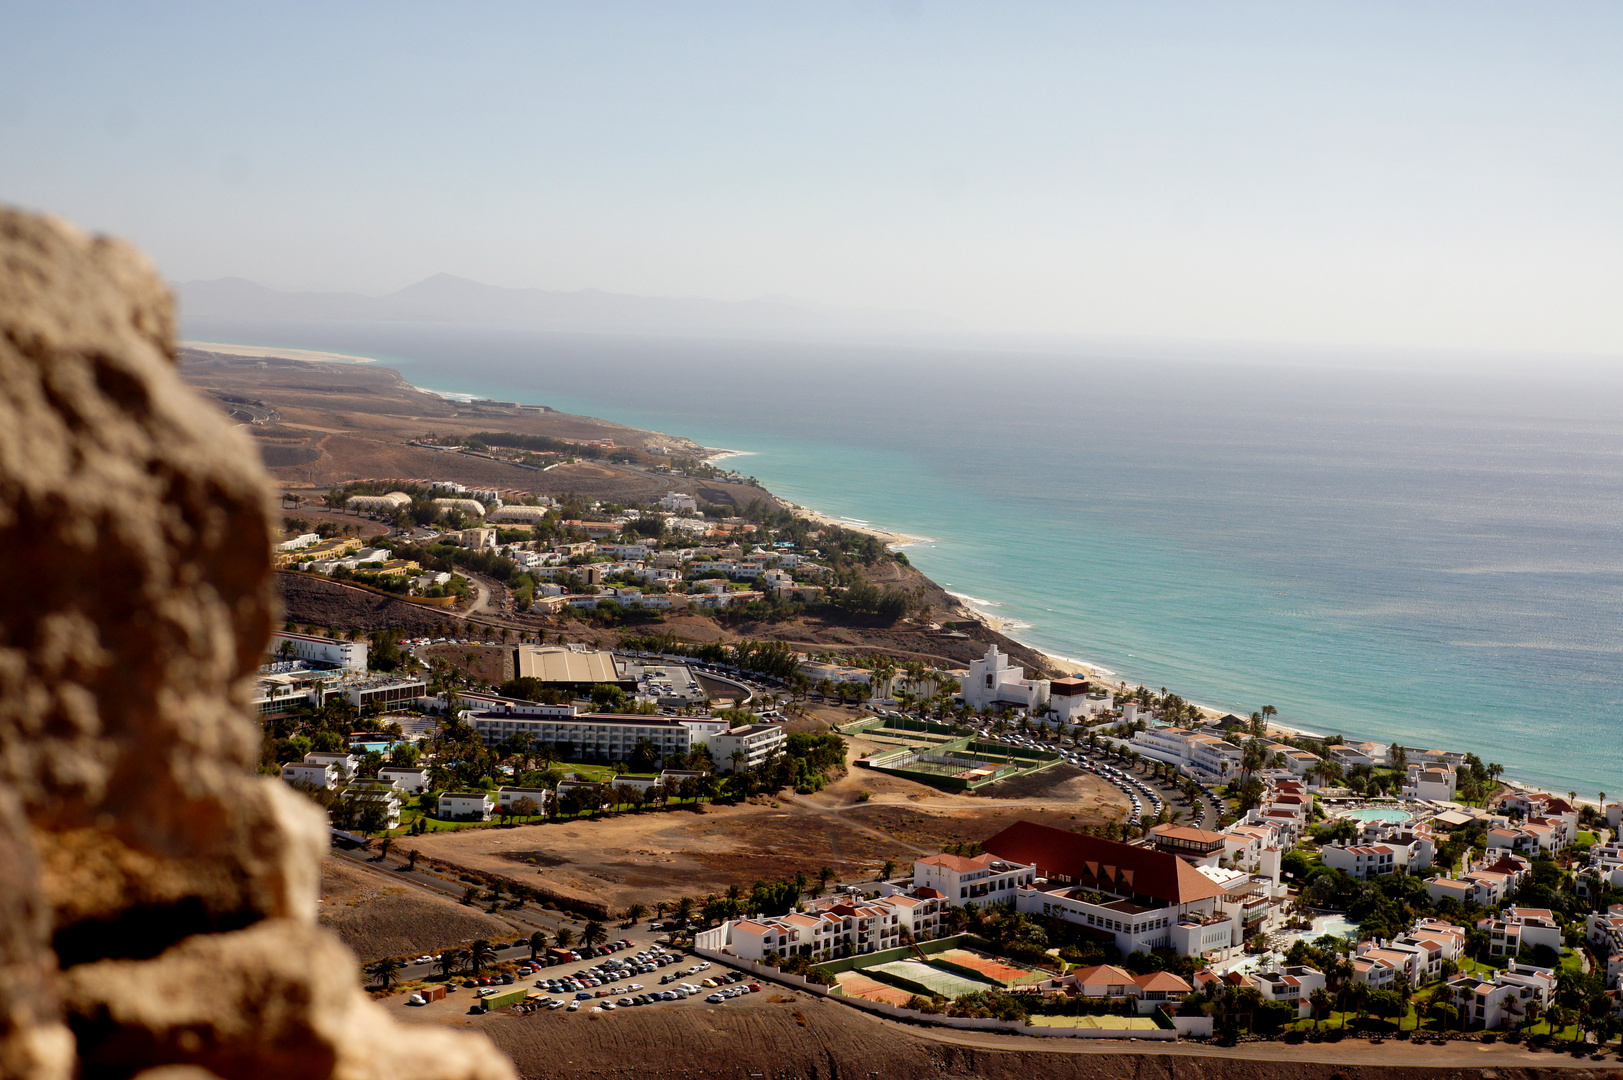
[0,209,515,1080]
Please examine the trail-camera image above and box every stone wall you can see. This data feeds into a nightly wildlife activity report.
[0,208,515,1080]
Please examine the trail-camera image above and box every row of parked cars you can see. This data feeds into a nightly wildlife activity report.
[536,945,687,1003]
[970,727,1175,825]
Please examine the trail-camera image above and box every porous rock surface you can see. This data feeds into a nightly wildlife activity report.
[0,208,515,1080]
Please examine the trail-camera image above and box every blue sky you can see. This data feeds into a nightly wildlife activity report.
[2,2,1619,353]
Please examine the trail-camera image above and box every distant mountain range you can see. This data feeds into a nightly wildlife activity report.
[175,274,955,337]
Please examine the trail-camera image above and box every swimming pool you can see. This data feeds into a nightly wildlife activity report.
[1342,807,1411,824]
[1317,916,1360,940]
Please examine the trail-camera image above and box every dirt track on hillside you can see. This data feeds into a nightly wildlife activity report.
[396,983,1614,1080]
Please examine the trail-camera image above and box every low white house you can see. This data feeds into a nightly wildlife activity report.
[302,751,359,779]
[438,791,494,821]
[281,761,337,788]
[1478,907,1563,959]
[378,767,429,794]
[1443,964,1555,1029]
[495,787,551,815]
[1253,965,1326,1017]
[340,781,402,830]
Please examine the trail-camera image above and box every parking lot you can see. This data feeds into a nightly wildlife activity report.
[385,936,768,1023]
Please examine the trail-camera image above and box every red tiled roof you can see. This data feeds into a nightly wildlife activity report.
[982,821,1225,905]
[917,852,999,873]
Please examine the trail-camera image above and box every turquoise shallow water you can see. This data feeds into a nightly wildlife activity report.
[185,318,1623,798]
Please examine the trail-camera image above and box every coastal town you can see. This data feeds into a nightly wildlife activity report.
[258,470,1623,1055]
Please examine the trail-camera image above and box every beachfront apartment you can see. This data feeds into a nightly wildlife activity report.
[1048,677,1113,722]
[1252,965,1327,1017]
[1403,763,1458,802]
[961,644,1049,714]
[1322,843,1398,881]
[697,892,939,962]
[1443,965,1555,1030]
[1130,727,1244,781]
[1267,743,1322,777]
[1478,907,1563,959]
[1585,906,1623,983]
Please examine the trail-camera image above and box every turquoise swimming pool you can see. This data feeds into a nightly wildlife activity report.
[1343,807,1411,824]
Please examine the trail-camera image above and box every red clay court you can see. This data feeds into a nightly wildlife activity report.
[834,971,915,1005]
[935,948,1041,985]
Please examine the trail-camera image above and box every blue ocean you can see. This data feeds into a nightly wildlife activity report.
[186,318,1623,798]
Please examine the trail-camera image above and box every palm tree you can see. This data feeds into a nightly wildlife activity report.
[367,957,399,990]
[625,903,647,926]
[674,896,695,925]
[437,949,463,980]
[554,926,576,949]
[1309,987,1333,1029]
[528,930,549,960]
[817,866,835,896]
[468,938,496,973]
[582,921,608,947]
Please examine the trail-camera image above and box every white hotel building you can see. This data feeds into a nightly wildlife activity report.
[1130,727,1244,781]
[466,701,728,761]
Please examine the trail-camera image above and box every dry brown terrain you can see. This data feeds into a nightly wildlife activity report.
[397,983,1614,1080]
[278,572,467,635]
[180,349,775,510]
[200,349,1064,675]
[421,642,515,684]
[402,747,1128,916]
[318,857,523,963]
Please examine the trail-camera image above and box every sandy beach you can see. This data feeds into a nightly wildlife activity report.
[788,503,932,549]
[182,340,379,364]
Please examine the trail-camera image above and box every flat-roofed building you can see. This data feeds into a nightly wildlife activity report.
[438,791,493,821]
[514,645,635,691]
[710,724,785,773]
[378,767,429,794]
[281,761,337,788]
[272,631,368,672]
[469,709,727,764]
[495,787,551,815]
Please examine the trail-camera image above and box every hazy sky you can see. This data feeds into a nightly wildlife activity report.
[3,2,1619,353]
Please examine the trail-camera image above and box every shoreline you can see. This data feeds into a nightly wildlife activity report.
[193,335,1606,801]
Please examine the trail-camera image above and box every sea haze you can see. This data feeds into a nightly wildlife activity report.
[187,317,1623,798]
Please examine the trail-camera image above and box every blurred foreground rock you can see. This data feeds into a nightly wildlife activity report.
[0,208,515,1080]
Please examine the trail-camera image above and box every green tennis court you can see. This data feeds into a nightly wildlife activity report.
[867,959,992,999]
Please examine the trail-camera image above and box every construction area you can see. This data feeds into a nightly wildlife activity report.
[857,734,1063,791]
